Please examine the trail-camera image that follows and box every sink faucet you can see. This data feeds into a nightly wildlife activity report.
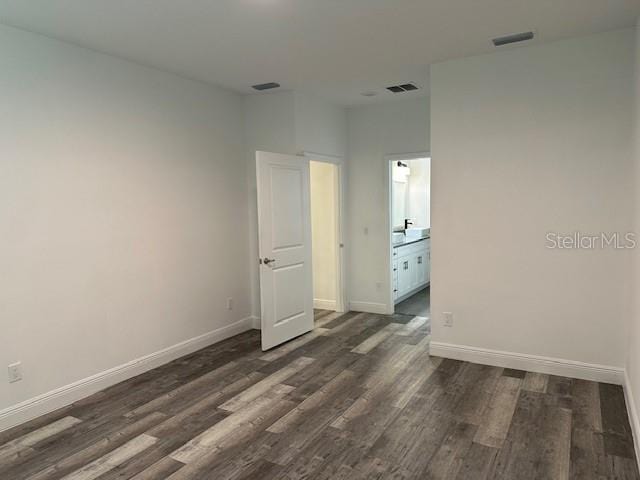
[404,219,413,230]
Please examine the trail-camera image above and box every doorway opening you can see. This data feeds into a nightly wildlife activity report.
[309,158,345,320]
[256,150,345,350]
[388,154,431,319]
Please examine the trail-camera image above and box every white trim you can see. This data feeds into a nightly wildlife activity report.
[0,316,254,433]
[250,316,261,330]
[334,163,347,313]
[300,151,343,164]
[349,301,392,315]
[623,369,640,472]
[306,153,347,313]
[314,298,337,310]
[430,342,624,385]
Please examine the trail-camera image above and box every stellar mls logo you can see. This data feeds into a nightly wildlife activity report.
[545,232,637,249]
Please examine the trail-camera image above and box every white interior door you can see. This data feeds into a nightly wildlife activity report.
[257,151,314,351]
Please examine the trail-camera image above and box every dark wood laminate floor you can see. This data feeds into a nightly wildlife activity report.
[1,310,638,479]
[395,287,430,318]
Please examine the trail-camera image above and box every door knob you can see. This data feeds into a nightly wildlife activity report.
[262,257,276,266]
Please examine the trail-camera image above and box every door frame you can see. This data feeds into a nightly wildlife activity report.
[302,151,347,313]
[385,152,431,314]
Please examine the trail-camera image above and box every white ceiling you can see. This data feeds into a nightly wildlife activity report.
[0,0,638,105]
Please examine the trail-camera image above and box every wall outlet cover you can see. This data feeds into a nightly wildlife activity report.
[443,312,454,327]
[8,362,22,383]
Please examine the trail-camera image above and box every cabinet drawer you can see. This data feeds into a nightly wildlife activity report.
[394,239,427,258]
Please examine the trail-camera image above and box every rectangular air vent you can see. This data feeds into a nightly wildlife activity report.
[386,83,420,93]
[252,82,281,91]
[492,31,534,47]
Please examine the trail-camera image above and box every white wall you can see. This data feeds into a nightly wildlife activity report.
[431,29,635,371]
[407,158,431,228]
[347,98,430,313]
[243,92,298,320]
[0,25,251,416]
[391,165,409,229]
[294,93,347,158]
[244,92,346,320]
[628,18,640,458]
[310,161,338,308]
[391,158,431,229]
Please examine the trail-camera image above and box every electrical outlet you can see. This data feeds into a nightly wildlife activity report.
[443,312,454,327]
[226,297,233,311]
[8,362,22,383]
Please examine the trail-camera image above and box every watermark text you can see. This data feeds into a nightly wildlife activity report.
[545,232,636,249]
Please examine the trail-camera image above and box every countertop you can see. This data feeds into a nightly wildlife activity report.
[393,235,430,248]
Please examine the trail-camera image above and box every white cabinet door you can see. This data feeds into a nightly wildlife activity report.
[425,239,431,284]
[416,251,427,285]
[392,260,399,300]
[397,255,412,298]
[394,239,431,303]
[409,252,419,290]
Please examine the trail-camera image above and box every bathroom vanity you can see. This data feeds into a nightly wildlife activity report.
[392,235,430,303]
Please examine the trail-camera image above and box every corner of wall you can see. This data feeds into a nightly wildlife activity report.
[624,369,640,473]
[626,16,640,473]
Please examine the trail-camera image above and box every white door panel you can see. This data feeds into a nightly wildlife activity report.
[409,253,419,289]
[397,256,411,298]
[416,252,426,285]
[273,264,306,323]
[271,166,304,249]
[257,151,314,351]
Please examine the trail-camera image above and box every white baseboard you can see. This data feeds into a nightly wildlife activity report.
[0,316,254,433]
[250,316,261,330]
[349,301,391,315]
[430,341,624,385]
[623,370,640,473]
[313,299,337,310]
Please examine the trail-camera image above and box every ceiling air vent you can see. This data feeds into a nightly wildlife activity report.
[386,83,420,93]
[492,31,535,47]
[252,82,281,91]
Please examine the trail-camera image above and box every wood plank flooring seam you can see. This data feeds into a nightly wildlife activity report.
[1,308,638,480]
